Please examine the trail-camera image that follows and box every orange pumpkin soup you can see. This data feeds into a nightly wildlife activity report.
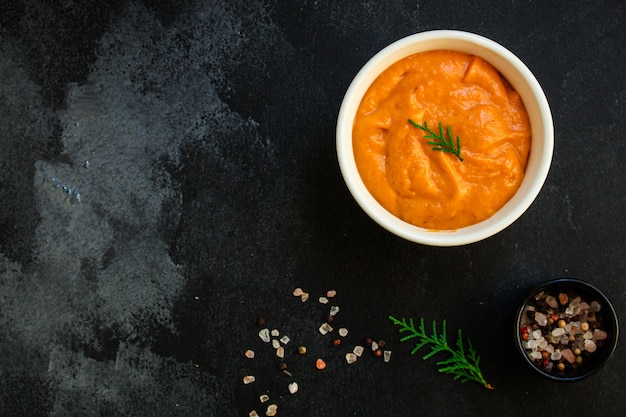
[353,50,531,230]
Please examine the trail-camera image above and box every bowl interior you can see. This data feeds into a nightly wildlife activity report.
[514,279,619,381]
[336,30,554,246]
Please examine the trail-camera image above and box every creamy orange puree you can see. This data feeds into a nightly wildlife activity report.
[353,50,531,230]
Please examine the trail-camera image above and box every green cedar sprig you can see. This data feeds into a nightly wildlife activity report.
[408,119,463,162]
[389,316,493,389]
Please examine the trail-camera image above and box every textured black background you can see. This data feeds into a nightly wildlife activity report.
[1,1,624,416]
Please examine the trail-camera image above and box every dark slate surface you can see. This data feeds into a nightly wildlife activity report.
[1,1,624,416]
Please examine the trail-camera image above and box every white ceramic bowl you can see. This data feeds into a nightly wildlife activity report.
[336,30,554,246]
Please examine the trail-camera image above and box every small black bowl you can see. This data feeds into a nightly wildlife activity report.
[514,278,619,381]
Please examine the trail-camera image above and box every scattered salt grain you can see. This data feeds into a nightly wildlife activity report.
[280,335,291,345]
[243,375,256,384]
[338,328,348,337]
[249,411,259,417]
[583,331,593,340]
[259,329,270,343]
[327,290,337,298]
[288,382,299,394]
[329,306,340,316]
[551,328,566,337]
[276,346,285,358]
[550,351,562,361]
[319,322,333,335]
[265,404,278,417]
[318,296,329,304]
[353,346,364,357]
[383,350,392,363]
[301,292,310,302]
[259,394,269,403]
[244,350,255,359]
[371,341,379,351]
[271,329,280,337]
[345,353,358,364]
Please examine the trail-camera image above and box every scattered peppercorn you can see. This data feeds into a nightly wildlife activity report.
[364,337,373,347]
[377,340,386,348]
[257,317,266,327]
[374,349,383,357]
[315,359,326,370]
[332,339,341,347]
[557,362,566,371]
[277,362,287,371]
[297,346,307,355]
[325,314,334,323]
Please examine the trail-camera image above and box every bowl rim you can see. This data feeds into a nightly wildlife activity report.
[513,278,619,381]
[336,30,554,246]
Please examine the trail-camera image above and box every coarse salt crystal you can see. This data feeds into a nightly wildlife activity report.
[266,404,278,417]
[529,351,542,360]
[327,290,337,298]
[245,350,255,359]
[535,312,548,326]
[353,346,364,357]
[293,288,303,296]
[318,296,329,304]
[319,323,333,335]
[594,329,608,340]
[243,375,256,384]
[561,349,576,363]
[338,328,348,337]
[590,301,602,312]
[551,351,562,361]
[532,329,542,339]
[276,346,285,358]
[583,331,593,340]
[288,382,299,394]
[329,306,340,316]
[545,296,558,309]
[383,350,392,363]
[551,328,566,337]
[280,335,291,345]
[345,353,357,364]
[584,339,597,353]
[259,329,270,343]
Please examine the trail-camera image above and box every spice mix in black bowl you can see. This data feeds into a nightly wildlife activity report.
[514,278,619,381]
